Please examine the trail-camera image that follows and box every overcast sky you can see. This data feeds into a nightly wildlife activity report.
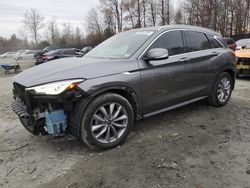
[0,0,100,38]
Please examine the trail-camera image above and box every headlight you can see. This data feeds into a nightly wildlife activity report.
[26,79,85,95]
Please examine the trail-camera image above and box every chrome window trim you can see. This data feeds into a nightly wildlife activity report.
[137,28,223,60]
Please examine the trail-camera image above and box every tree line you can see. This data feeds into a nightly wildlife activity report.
[88,0,249,37]
[0,0,249,53]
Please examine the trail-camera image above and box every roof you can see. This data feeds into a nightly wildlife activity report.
[129,24,220,36]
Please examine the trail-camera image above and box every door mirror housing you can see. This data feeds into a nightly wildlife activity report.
[145,48,169,61]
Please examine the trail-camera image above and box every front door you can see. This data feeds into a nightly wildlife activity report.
[139,30,192,114]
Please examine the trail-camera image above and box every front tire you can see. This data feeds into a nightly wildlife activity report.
[208,72,233,107]
[80,93,134,150]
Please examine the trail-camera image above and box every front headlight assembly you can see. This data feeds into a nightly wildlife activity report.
[25,79,85,95]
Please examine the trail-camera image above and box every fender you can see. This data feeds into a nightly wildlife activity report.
[69,85,143,138]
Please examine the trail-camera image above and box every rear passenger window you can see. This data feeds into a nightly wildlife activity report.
[207,34,222,48]
[149,31,185,56]
[185,31,210,52]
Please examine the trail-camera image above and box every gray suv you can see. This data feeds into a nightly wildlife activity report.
[12,25,236,149]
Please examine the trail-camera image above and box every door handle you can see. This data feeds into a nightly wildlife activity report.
[178,57,190,63]
[211,52,220,56]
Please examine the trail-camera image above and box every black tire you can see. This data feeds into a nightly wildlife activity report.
[208,72,233,107]
[80,93,134,150]
[236,71,240,78]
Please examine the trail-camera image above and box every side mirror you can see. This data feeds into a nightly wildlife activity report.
[145,48,169,61]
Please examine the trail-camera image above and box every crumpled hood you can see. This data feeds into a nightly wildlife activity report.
[14,57,138,87]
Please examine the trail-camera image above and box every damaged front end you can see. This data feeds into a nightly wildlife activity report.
[11,79,85,137]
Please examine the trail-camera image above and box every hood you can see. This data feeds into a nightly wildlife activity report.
[14,57,138,87]
[235,49,250,58]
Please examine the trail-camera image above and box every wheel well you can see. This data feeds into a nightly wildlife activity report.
[94,89,140,119]
[224,69,235,89]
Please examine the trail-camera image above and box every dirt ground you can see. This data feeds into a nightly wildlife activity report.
[0,59,250,188]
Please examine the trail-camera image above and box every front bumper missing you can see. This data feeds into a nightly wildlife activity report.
[12,99,69,136]
[11,100,30,118]
[11,100,39,134]
[12,82,86,137]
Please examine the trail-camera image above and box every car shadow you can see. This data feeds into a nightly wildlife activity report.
[45,100,209,153]
[237,75,250,80]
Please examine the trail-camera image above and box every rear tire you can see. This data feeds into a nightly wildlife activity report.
[80,93,134,150]
[208,72,233,107]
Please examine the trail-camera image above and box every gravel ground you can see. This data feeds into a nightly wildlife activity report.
[0,59,250,188]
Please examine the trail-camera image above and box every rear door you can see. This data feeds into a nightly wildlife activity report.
[183,30,222,97]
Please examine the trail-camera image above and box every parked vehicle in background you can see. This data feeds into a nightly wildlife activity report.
[12,25,235,150]
[34,46,60,59]
[81,46,93,54]
[15,50,36,60]
[236,39,250,50]
[14,50,28,59]
[0,52,16,59]
[35,48,84,65]
[224,37,236,51]
[235,43,250,77]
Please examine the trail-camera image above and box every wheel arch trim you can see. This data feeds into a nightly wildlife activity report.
[69,85,142,138]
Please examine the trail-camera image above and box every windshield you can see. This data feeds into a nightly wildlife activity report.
[86,30,155,59]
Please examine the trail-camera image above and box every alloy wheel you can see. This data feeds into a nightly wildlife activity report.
[217,77,231,103]
[90,103,128,144]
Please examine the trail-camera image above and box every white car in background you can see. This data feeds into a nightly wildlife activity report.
[0,52,16,59]
[236,39,250,50]
[15,50,35,60]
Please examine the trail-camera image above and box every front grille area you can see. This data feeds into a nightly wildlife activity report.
[11,100,30,118]
[13,82,33,114]
[238,58,250,65]
[13,82,26,102]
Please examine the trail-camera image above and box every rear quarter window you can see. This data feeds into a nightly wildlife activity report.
[185,31,210,52]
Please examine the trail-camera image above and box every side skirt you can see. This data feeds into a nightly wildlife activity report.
[143,96,208,118]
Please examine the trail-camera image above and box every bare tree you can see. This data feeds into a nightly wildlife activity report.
[18,28,29,44]
[182,0,250,36]
[47,17,59,45]
[23,8,44,47]
[102,5,117,32]
[148,0,158,26]
[158,0,172,25]
[123,0,136,28]
[100,0,125,32]
[136,0,141,27]
[85,8,103,34]
[74,27,82,48]
[174,8,183,24]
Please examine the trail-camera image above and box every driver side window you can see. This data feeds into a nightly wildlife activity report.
[149,30,185,56]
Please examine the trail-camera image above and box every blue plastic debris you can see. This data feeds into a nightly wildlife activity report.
[44,110,67,136]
